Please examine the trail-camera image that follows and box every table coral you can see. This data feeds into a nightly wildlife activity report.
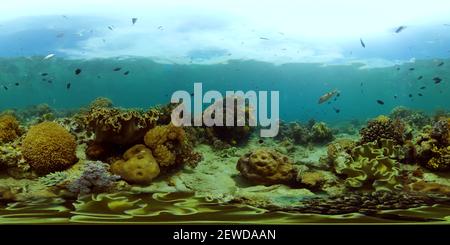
[236,147,297,185]
[110,144,160,184]
[22,121,78,174]
[334,139,404,192]
[85,107,159,145]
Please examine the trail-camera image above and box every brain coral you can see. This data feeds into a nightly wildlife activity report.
[236,147,297,185]
[111,144,160,184]
[22,121,78,174]
[334,139,404,192]
[85,107,159,145]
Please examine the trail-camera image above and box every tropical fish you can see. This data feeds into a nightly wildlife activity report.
[433,77,442,84]
[67,83,71,89]
[418,76,422,80]
[132,18,138,26]
[318,89,340,104]
[420,86,426,89]
[409,94,412,97]
[75,69,81,75]
[124,71,129,75]
[41,73,48,76]
[418,93,423,96]
[3,86,7,90]
[397,68,400,71]
[43,54,56,60]
[438,62,444,66]
[333,108,340,113]
[395,26,406,33]
[409,68,415,70]
[376,100,384,104]
[360,38,365,48]
[108,26,113,31]
[14,83,18,86]
[56,33,64,38]
[260,37,270,40]
[113,67,122,71]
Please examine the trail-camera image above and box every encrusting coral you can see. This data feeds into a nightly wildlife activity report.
[144,123,203,170]
[334,139,404,192]
[22,121,78,174]
[236,147,297,185]
[85,107,159,145]
[110,144,160,184]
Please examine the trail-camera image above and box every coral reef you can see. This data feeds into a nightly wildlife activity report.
[157,100,184,125]
[389,106,408,118]
[359,115,408,145]
[22,121,78,174]
[66,161,120,194]
[37,103,52,117]
[292,125,312,144]
[236,147,297,185]
[38,171,68,186]
[144,123,203,170]
[85,107,159,145]
[89,97,114,108]
[111,144,160,184]
[53,117,83,136]
[311,122,334,142]
[0,115,22,143]
[334,139,404,192]
[220,147,237,157]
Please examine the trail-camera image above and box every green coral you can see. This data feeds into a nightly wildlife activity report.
[38,171,68,186]
[220,147,237,157]
[334,139,404,192]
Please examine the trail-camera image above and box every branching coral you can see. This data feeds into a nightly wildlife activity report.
[22,121,78,174]
[85,107,159,145]
[236,147,297,185]
[144,123,203,170]
[334,139,404,192]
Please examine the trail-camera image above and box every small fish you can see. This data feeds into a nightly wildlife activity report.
[41,73,48,76]
[409,94,412,97]
[333,108,340,113]
[409,68,415,70]
[327,102,331,104]
[318,89,340,104]
[124,71,129,75]
[440,90,443,93]
[336,93,340,97]
[260,37,270,40]
[67,83,71,89]
[132,18,138,26]
[51,77,55,80]
[56,33,64,38]
[418,76,422,80]
[334,98,337,101]
[433,77,442,84]
[438,62,444,66]
[48,80,52,83]
[259,139,264,144]
[376,100,384,104]
[397,68,400,71]
[113,67,122,71]
[158,26,163,30]
[418,93,423,96]
[42,79,46,81]
[43,54,56,60]
[62,15,69,19]
[395,26,406,33]
[103,39,105,43]
[191,93,194,96]
[53,98,56,104]
[97,76,101,79]
[361,89,363,93]
[3,86,7,90]
[361,83,363,86]
[350,51,352,55]
[420,86,426,89]
[14,83,18,86]
[360,38,365,48]
[108,26,113,31]
[394,96,397,99]
[75,68,81,75]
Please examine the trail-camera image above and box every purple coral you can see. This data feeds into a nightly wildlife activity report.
[66,161,120,194]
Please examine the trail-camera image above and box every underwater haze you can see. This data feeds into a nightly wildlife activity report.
[1,0,450,126]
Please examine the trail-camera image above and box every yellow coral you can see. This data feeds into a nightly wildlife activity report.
[0,115,20,144]
[22,122,77,174]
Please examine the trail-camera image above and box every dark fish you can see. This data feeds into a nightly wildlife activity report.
[166,94,168,97]
[3,86,7,90]
[333,108,340,113]
[394,96,397,99]
[397,68,400,71]
[418,76,422,80]
[113,67,122,71]
[42,79,46,81]
[75,69,81,75]
[260,37,270,40]
[14,83,18,86]
[334,98,337,101]
[433,77,442,84]
[327,102,331,104]
[361,83,363,86]
[66,83,70,89]
[108,26,113,31]
[259,139,264,144]
[132,18,138,25]
[97,76,101,79]
[336,93,340,97]
[360,38,365,48]
[395,26,406,33]
[376,100,384,104]
[409,94,412,97]
[409,68,415,70]
[420,86,426,89]
[418,93,423,96]
[440,90,443,93]
[41,73,48,76]
[191,93,194,96]
[361,89,363,93]
[438,62,444,66]
[48,80,52,83]
[124,71,129,75]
